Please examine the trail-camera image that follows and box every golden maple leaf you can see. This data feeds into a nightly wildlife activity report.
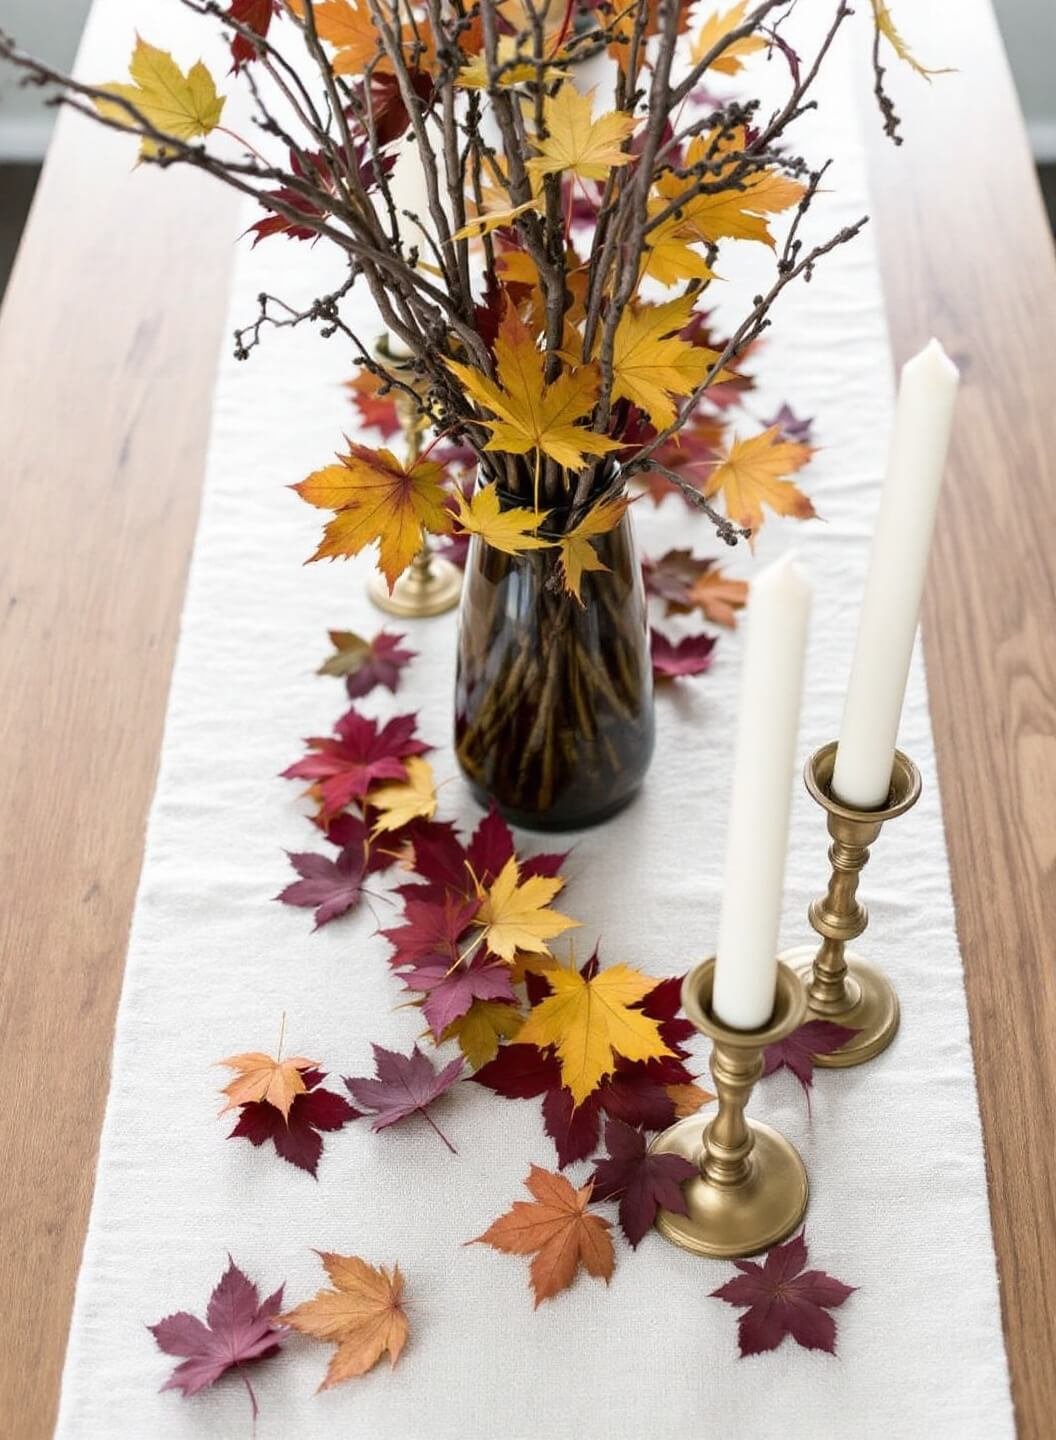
[369,756,437,835]
[217,1050,319,1120]
[282,1254,408,1389]
[440,999,524,1069]
[97,37,224,159]
[690,1,768,75]
[871,0,953,79]
[639,214,716,287]
[611,295,727,428]
[558,495,632,604]
[526,85,637,184]
[293,445,451,590]
[450,482,552,556]
[515,963,673,1105]
[446,307,621,474]
[472,1165,614,1306]
[654,130,805,249]
[475,857,579,963]
[702,427,815,535]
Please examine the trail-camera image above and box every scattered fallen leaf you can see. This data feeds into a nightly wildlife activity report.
[475,856,579,963]
[218,1050,318,1120]
[150,1259,287,1418]
[762,1019,860,1107]
[403,955,516,1038]
[282,709,429,819]
[369,756,438,835]
[318,629,416,699]
[229,1067,359,1176]
[650,628,718,680]
[471,1165,614,1306]
[276,847,371,928]
[590,1118,698,1247]
[711,1231,855,1356]
[344,1044,463,1152]
[440,999,524,1069]
[283,1253,408,1388]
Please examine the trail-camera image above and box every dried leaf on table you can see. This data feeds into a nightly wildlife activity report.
[471,1165,615,1306]
[217,1050,318,1120]
[283,1253,408,1388]
[589,1117,698,1247]
[369,756,438,835]
[344,1044,463,1153]
[650,628,718,680]
[228,1067,359,1176]
[149,1258,287,1420]
[473,856,579,963]
[281,709,429,819]
[762,1020,860,1106]
[711,1231,856,1356]
[318,628,416,699]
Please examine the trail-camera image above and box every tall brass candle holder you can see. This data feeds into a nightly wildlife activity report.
[365,335,462,619]
[780,741,921,1068]
[650,959,808,1259]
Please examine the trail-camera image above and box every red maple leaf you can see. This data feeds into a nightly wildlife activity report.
[711,1231,856,1357]
[762,1020,861,1107]
[228,1068,359,1176]
[650,627,718,680]
[403,955,516,1037]
[149,1258,288,1422]
[381,891,481,970]
[403,806,566,905]
[226,0,280,73]
[345,374,402,439]
[344,1045,463,1153]
[589,1118,698,1247]
[281,709,429,818]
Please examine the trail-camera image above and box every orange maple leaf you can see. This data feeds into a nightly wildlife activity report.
[687,567,749,628]
[293,444,452,590]
[702,427,815,535]
[472,1165,615,1306]
[282,1253,408,1388]
[217,1050,319,1119]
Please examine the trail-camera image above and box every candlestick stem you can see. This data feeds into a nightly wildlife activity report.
[650,960,809,1258]
[781,741,921,1067]
[366,334,461,619]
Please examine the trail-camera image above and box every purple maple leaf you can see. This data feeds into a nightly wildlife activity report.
[228,1068,359,1176]
[589,1119,698,1246]
[650,627,717,680]
[762,402,814,445]
[149,1258,287,1421]
[711,1231,855,1357]
[344,630,417,700]
[345,1044,464,1153]
[275,848,368,928]
[763,1020,860,1108]
[402,957,516,1037]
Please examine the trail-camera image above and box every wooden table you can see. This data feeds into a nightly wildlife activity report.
[1,2,1054,1435]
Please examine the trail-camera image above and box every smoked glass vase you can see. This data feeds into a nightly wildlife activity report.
[454,496,655,831]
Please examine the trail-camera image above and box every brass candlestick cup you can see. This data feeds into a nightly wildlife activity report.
[650,959,809,1259]
[366,335,461,619]
[781,741,921,1067]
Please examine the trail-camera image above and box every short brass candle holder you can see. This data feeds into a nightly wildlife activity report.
[650,959,809,1259]
[365,334,462,619]
[780,741,922,1068]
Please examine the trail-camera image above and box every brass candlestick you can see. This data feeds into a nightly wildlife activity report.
[365,335,462,619]
[650,959,808,1259]
[780,741,921,1068]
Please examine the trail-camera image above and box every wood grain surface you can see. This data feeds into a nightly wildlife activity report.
[860,6,1056,1436]
[0,1,1053,1436]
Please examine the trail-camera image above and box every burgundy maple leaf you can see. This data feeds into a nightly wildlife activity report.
[344,1044,464,1153]
[650,627,718,680]
[149,1258,288,1422]
[642,549,716,611]
[589,1118,698,1247]
[402,956,517,1037]
[762,1020,861,1107]
[762,401,814,445]
[710,1231,856,1357]
[226,0,280,73]
[275,849,368,928]
[228,1068,359,1176]
[382,892,481,970]
[281,709,429,817]
[317,629,417,701]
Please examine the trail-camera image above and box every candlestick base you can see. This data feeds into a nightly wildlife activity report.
[780,943,900,1067]
[651,1115,808,1258]
[367,553,462,618]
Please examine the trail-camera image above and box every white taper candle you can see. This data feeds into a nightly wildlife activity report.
[832,339,959,809]
[713,553,812,1030]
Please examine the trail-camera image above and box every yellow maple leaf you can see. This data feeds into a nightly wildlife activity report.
[526,85,636,184]
[217,1050,318,1120]
[654,130,805,249]
[639,214,716,287]
[871,0,952,79]
[369,756,437,835]
[702,426,815,535]
[282,1254,408,1389]
[516,964,673,1105]
[446,307,621,474]
[97,37,224,159]
[293,445,451,590]
[475,857,579,963]
[440,999,524,1069]
[612,295,727,429]
[690,1,768,75]
[558,495,632,604]
[451,482,552,557]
